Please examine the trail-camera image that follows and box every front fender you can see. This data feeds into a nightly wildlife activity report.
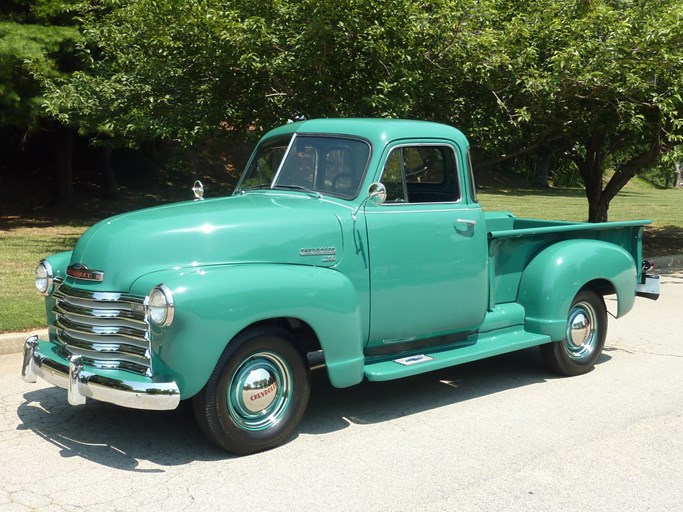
[130,264,365,399]
[518,240,637,340]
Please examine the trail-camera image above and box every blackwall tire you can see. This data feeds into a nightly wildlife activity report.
[193,326,310,455]
[540,289,607,377]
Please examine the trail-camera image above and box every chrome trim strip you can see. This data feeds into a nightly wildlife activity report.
[22,338,180,411]
[55,283,145,303]
[54,300,147,326]
[54,316,148,340]
[271,133,298,185]
[57,332,149,358]
[52,283,152,377]
[376,142,464,205]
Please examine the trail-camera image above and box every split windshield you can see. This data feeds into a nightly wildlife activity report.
[237,134,371,199]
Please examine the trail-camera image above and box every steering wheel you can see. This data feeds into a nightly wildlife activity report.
[332,173,355,193]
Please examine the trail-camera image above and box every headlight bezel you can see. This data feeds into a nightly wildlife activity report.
[35,260,55,296]
[146,284,175,327]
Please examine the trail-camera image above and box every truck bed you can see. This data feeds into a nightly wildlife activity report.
[484,211,650,307]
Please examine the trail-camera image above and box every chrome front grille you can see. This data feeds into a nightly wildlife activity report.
[52,284,152,376]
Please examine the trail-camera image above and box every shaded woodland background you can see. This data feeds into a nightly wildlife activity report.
[2,0,682,222]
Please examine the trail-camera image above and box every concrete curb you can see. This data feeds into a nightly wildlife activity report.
[0,329,47,356]
[650,253,683,271]
[2,254,682,357]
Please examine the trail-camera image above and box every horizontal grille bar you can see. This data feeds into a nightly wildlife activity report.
[53,284,151,376]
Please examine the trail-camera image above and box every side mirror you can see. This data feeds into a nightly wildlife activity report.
[352,182,387,221]
[367,182,387,204]
[192,180,204,201]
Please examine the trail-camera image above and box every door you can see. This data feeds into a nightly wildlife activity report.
[364,142,488,352]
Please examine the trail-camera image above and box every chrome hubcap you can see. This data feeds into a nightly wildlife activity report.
[565,301,598,361]
[228,352,291,432]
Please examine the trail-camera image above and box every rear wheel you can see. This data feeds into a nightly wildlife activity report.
[193,326,310,455]
[540,289,607,376]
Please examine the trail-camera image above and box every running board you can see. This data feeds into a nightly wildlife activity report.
[364,328,551,382]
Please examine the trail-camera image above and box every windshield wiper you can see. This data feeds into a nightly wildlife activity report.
[268,184,323,198]
[241,183,322,198]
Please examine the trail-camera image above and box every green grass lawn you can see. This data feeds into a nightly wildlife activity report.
[1,183,681,333]
[0,223,87,332]
[478,185,682,226]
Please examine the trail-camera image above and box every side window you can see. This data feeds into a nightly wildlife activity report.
[381,145,459,203]
[383,149,408,202]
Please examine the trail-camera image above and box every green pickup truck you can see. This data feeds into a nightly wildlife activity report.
[22,119,660,455]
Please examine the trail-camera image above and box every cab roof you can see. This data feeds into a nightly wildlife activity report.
[263,118,469,150]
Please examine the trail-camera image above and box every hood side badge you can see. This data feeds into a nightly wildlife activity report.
[300,247,337,262]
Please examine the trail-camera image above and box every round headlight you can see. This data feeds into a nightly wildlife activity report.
[35,260,54,296]
[147,285,174,327]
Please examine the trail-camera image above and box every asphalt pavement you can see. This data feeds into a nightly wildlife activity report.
[1,268,681,511]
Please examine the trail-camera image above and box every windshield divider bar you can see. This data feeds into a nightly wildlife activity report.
[271,134,297,187]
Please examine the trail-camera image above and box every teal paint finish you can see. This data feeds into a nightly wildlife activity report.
[261,119,470,160]
[29,119,652,414]
[363,136,487,348]
[365,327,550,381]
[488,217,647,307]
[517,239,637,340]
[44,250,72,282]
[365,202,488,345]
[68,194,347,294]
[130,263,365,398]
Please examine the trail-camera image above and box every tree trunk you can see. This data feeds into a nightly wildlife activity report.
[588,197,610,223]
[102,146,118,200]
[580,161,607,222]
[675,161,682,188]
[52,126,75,208]
[584,142,661,222]
[533,147,551,188]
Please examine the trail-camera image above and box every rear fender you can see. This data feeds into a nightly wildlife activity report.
[130,264,365,399]
[517,240,636,340]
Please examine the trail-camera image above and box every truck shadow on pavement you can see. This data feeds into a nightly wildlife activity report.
[16,391,225,470]
[15,347,611,468]
[301,348,610,435]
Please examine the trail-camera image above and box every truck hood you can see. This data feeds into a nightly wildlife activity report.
[67,193,346,292]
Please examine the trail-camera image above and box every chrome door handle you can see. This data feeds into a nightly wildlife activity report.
[456,219,477,226]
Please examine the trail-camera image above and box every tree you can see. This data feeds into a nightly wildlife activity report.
[49,1,496,139]
[461,0,683,221]
[0,0,84,206]
[45,0,283,147]
[46,0,683,221]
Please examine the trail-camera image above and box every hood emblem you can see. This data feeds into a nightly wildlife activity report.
[67,263,104,282]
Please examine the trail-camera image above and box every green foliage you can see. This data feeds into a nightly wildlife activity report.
[463,0,683,219]
[0,1,82,131]
[46,0,277,142]
[43,0,683,219]
[46,0,481,144]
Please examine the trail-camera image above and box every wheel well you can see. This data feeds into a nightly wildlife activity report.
[581,279,616,313]
[246,317,322,357]
[582,278,615,297]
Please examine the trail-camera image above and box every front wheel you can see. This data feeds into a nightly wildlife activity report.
[540,289,607,376]
[193,326,310,455]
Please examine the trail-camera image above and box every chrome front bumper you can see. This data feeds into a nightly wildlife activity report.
[21,336,180,410]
